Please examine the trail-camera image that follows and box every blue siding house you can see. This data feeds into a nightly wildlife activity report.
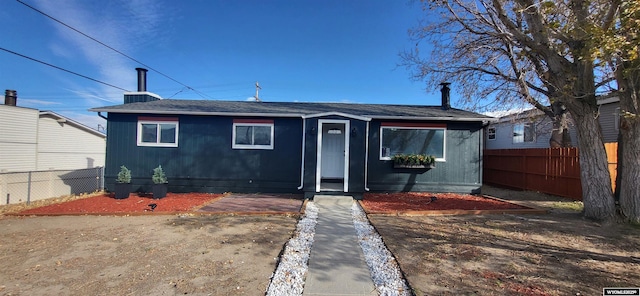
[91,69,495,199]
[484,96,620,149]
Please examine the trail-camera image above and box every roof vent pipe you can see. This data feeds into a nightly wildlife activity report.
[440,82,451,110]
[136,68,148,92]
[4,90,17,106]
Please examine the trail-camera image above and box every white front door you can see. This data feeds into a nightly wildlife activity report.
[316,120,350,192]
[321,124,345,178]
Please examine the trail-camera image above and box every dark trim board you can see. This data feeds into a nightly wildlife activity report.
[105,178,301,194]
[366,184,482,195]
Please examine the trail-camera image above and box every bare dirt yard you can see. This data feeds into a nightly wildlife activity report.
[0,215,297,295]
[369,186,640,296]
[2,187,638,295]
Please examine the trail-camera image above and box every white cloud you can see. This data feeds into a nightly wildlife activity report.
[20,99,62,106]
[30,0,166,126]
[35,0,165,96]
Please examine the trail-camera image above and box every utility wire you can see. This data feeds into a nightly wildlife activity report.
[0,47,131,92]
[16,0,213,100]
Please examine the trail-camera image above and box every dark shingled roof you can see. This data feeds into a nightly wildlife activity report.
[90,99,495,122]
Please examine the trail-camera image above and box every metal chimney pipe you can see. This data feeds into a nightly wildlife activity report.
[135,68,148,92]
[4,90,17,106]
[440,82,451,110]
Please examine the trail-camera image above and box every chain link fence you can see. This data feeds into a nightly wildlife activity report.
[0,167,104,205]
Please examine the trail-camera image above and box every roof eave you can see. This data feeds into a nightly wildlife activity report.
[40,111,106,138]
[88,109,495,122]
[367,115,497,122]
[303,112,372,121]
[89,108,306,118]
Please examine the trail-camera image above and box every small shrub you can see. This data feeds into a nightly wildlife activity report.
[152,165,168,184]
[116,166,131,183]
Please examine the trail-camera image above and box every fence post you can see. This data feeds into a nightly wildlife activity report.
[96,167,100,192]
[27,171,32,205]
[522,152,527,191]
[100,166,105,191]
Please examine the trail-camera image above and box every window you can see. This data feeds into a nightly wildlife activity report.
[232,119,274,149]
[137,118,179,147]
[380,123,446,161]
[513,123,535,143]
[487,127,496,140]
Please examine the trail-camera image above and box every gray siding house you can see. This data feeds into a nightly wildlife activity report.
[92,70,495,198]
[0,91,106,172]
[484,97,620,149]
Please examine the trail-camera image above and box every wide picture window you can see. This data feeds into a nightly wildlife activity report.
[232,121,274,149]
[380,124,445,160]
[137,119,179,147]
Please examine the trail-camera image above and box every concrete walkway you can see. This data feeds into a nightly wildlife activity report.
[303,195,377,296]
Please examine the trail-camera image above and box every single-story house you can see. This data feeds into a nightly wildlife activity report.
[91,69,495,199]
[484,96,620,149]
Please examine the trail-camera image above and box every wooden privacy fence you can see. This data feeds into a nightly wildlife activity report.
[483,143,618,200]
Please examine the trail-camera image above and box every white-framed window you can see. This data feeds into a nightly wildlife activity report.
[232,119,274,150]
[379,123,446,161]
[137,117,179,147]
[513,123,535,143]
[487,127,496,140]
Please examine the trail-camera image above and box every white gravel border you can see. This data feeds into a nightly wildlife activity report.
[352,202,412,296]
[266,202,319,296]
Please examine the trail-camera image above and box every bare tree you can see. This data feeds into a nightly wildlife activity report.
[593,0,640,223]
[402,0,622,221]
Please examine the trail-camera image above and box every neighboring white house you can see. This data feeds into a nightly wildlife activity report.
[0,103,106,173]
[484,97,620,149]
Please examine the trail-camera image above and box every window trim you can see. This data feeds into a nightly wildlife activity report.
[379,123,446,161]
[232,119,274,150]
[137,118,179,147]
[487,127,496,141]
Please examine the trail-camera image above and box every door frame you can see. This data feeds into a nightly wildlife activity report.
[316,119,350,192]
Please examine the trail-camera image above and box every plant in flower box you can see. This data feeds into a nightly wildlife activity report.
[392,154,435,168]
[151,165,168,199]
[114,165,132,199]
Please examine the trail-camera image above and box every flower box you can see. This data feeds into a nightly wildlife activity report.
[393,163,436,169]
[391,154,436,169]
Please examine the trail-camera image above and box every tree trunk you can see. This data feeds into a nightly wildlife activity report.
[562,3,616,221]
[549,102,572,147]
[570,108,616,221]
[616,63,640,223]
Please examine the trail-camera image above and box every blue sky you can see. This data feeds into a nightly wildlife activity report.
[1,0,449,131]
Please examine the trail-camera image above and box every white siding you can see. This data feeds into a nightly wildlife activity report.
[0,105,38,172]
[36,114,106,170]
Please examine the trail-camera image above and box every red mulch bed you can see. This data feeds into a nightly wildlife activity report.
[17,193,222,215]
[361,192,530,213]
